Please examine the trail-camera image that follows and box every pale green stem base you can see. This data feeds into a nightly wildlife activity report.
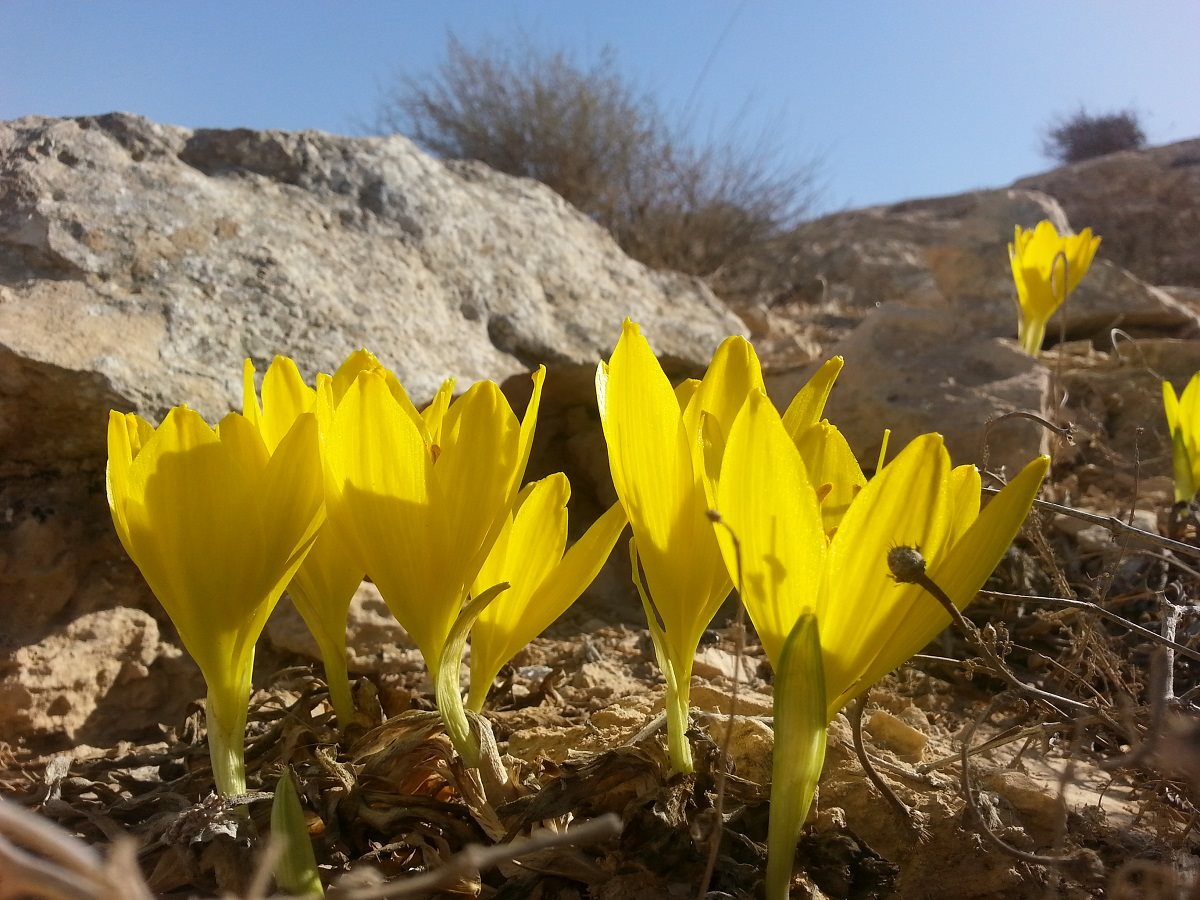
[662,659,695,775]
[434,583,509,769]
[315,638,356,728]
[436,654,481,769]
[766,614,828,900]
[207,679,251,798]
[1018,316,1048,357]
[465,674,490,715]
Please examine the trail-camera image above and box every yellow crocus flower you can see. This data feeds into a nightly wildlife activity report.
[715,390,1048,712]
[710,390,1048,898]
[596,320,844,773]
[107,406,324,796]
[324,363,544,763]
[467,473,628,711]
[1009,220,1101,356]
[1164,373,1200,503]
[596,320,762,773]
[243,355,367,726]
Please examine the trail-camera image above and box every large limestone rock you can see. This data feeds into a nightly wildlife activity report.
[0,113,743,747]
[0,113,740,418]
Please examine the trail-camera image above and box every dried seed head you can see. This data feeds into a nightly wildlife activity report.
[887,545,927,583]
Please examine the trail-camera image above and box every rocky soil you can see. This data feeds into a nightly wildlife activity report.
[2,114,1199,898]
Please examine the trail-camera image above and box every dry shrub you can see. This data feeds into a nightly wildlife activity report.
[1042,107,1147,164]
[369,34,816,278]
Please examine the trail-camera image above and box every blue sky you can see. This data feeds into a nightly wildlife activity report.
[2,2,1197,212]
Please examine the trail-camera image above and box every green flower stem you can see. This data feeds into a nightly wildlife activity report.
[465,673,490,715]
[312,634,356,727]
[766,614,828,900]
[206,659,254,797]
[630,541,695,775]
[435,582,509,769]
[663,657,695,775]
[1018,316,1048,357]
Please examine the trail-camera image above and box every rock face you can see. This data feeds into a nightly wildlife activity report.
[755,187,1199,471]
[0,113,743,747]
[3,113,1196,751]
[1015,138,1200,290]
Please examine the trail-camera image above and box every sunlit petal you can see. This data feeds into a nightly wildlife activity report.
[792,420,866,534]
[714,390,825,668]
[821,433,949,699]
[781,356,844,441]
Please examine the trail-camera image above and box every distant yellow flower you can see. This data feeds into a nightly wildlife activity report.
[1164,373,1200,503]
[324,363,544,763]
[107,406,324,796]
[467,473,628,711]
[709,391,1048,899]
[1009,220,1101,356]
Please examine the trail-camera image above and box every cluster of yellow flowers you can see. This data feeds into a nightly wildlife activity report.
[107,214,1200,894]
[108,318,1055,894]
[108,349,626,792]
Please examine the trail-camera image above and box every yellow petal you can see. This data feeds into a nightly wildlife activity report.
[429,380,520,612]
[487,492,628,674]
[598,321,726,661]
[1163,380,1181,434]
[422,377,456,445]
[792,420,865,534]
[325,370,440,660]
[1064,228,1101,294]
[470,474,577,702]
[681,337,763,498]
[714,390,825,668]
[106,410,147,559]
[242,359,263,429]
[259,412,325,585]
[332,349,384,404]
[259,356,317,452]
[821,433,950,704]
[947,464,982,544]
[122,408,267,682]
[674,378,701,411]
[838,454,1048,712]
[681,335,764,449]
[515,366,546,487]
[781,356,845,441]
[925,454,1049,625]
[288,527,364,667]
[332,349,430,444]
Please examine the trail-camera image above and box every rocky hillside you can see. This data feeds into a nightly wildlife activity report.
[0,113,740,747]
[2,114,1199,898]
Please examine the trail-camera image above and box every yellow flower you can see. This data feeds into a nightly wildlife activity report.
[243,355,381,726]
[596,319,844,772]
[1009,220,1101,356]
[596,321,762,772]
[467,473,628,711]
[715,390,1048,712]
[107,406,324,796]
[710,391,1048,898]
[324,362,544,762]
[1164,373,1200,503]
